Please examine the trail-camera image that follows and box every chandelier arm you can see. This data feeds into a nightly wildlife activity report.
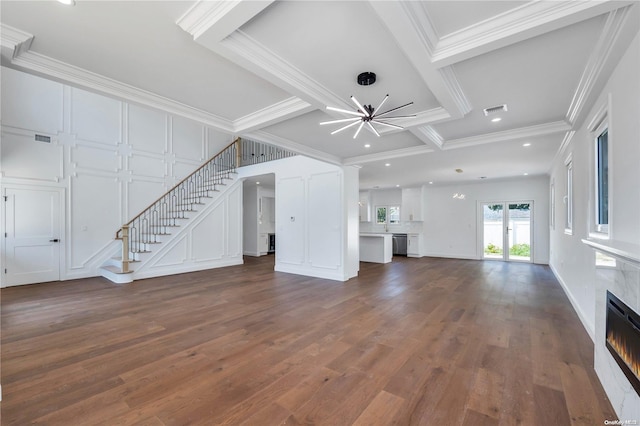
[353,121,365,139]
[375,102,414,118]
[326,106,365,117]
[331,119,362,135]
[373,94,389,117]
[372,120,404,130]
[350,96,370,117]
[366,121,381,137]
[372,115,416,120]
[320,117,361,125]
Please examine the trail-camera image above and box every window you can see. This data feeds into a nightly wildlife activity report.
[376,207,387,224]
[594,124,609,235]
[564,154,573,235]
[376,206,400,225]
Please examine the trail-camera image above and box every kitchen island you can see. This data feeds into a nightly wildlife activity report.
[360,233,393,263]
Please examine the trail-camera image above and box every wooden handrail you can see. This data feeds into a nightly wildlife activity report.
[115,138,240,239]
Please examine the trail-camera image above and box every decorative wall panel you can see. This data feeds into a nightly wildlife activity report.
[70,174,120,268]
[70,88,121,145]
[226,186,243,257]
[172,115,204,161]
[192,203,225,261]
[308,171,341,269]
[1,132,63,181]
[128,104,167,153]
[71,145,119,173]
[0,67,63,134]
[276,177,305,265]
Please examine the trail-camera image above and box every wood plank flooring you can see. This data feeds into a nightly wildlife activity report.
[1,256,616,425]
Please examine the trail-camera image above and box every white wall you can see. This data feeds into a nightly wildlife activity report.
[238,157,359,281]
[549,32,640,339]
[0,66,236,282]
[422,176,550,264]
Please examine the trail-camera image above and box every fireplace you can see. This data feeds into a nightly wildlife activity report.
[606,291,640,396]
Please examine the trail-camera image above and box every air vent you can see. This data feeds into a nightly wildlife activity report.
[483,104,508,116]
[35,134,51,143]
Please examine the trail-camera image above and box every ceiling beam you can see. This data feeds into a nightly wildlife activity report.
[431,1,636,67]
[367,1,473,119]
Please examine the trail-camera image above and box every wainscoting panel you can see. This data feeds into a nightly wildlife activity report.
[308,171,341,270]
[69,173,120,269]
[70,88,121,145]
[1,67,63,135]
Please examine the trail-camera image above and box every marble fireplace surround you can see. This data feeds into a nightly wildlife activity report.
[583,238,640,421]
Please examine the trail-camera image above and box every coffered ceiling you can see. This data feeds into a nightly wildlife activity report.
[1,1,638,189]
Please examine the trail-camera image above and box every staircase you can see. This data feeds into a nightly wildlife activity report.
[100,137,295,283]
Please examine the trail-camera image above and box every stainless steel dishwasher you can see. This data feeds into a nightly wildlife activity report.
[392,233,407,256]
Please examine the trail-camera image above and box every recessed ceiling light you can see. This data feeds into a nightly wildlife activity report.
[429,181,434,184]
[385,163,391,167]
[524,173,528,176]
[523,143,531,147]
[491,117,502,122]
[256,181,260,185]
[396,184,400,187]
[57,0,75,5]
[364,144,371,148]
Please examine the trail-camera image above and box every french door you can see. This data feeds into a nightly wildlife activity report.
[481,201,532,262]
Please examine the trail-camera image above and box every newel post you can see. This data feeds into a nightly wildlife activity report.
[235,138,242,168]
[121,225,130,273]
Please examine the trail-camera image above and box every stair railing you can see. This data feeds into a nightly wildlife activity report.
[114,137,296,273]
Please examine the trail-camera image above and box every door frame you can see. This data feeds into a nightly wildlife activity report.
[1,183,66,287]
[477,200,534,263]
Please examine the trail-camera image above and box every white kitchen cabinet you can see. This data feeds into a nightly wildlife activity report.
[259,233,268,254]
[408,234,421,257]
[401,187,423,221]
[359,191,371,222]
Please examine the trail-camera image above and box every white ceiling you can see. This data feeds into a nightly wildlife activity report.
[1,1,638,189]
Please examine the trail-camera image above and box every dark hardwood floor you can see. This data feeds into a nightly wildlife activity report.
[1,256,615,425]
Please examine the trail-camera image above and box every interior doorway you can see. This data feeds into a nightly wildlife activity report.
[242,174,276,263]
[481,201,533,262]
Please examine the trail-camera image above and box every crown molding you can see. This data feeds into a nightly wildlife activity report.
[412,125,445,149]
[566,6,632,126]
[558,130,576,157]
[399,1,439,56]
[234,97,313,133]
[444,121,570,150]
[431,1,633,67]
[177,0,274,42]
[1,24,34,57]
[177,1,239,40]
[550,130,576,170]
[243,130,343,166]
[438,66,472,115]
[2,24,317,136]
[9,50,235,132]
[344,145,434,166]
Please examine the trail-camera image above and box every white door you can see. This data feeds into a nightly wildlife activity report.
[3,187,61,287]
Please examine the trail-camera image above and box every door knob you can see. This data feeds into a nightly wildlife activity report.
[49,239,60,243]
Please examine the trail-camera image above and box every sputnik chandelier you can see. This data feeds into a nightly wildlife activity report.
[320,72,415,139]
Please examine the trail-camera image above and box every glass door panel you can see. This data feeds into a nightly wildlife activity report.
[483,203,504,260]
[507,203,531,262]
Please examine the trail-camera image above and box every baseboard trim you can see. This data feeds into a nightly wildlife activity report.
[549,261,595,342]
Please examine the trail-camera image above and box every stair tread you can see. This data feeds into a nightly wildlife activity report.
[101,265,134,275]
